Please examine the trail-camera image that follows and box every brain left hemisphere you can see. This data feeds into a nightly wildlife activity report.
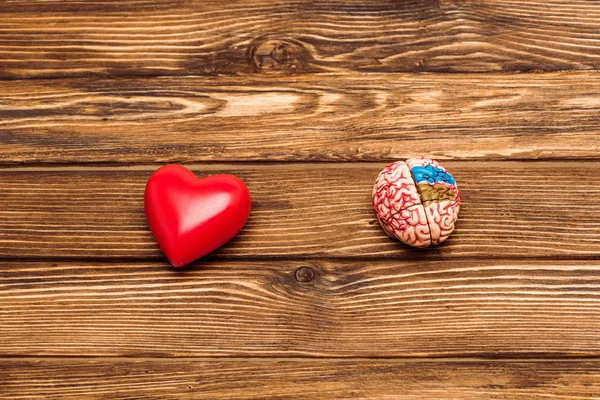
[372,161,431,248]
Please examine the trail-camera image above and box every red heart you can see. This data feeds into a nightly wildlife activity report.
[144,165,251,267]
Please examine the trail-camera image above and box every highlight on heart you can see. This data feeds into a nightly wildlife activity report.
[144,164,251,268]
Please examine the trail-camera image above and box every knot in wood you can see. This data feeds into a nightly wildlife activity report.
[249,39,299,72]
[295,266,314,283]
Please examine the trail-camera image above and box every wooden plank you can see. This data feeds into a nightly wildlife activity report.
[1,162,599,260]
[1,259,600,357]
[2,0,600,78]
[2,359,600,399]
[1,73,600,164]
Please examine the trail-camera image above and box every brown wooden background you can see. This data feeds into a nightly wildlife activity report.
[1,0,600,398]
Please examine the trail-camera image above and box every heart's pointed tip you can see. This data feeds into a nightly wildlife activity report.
[169,258,193,269]
[165,252,196,268]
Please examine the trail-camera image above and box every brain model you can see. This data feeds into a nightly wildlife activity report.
[372,157,460,248]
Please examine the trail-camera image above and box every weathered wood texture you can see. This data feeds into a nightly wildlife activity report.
[2,260,600,357]
[1,162,599,260]
[2,359,600,399]
[2,0,600,397]
[2,0,600,79]
[2,73,600,164]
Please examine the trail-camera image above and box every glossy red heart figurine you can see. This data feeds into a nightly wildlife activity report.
[144,165,251,267]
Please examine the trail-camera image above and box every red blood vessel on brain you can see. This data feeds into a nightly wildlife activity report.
[372,157,460,248]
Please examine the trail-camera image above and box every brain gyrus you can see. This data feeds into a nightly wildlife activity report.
[372,157,460,248]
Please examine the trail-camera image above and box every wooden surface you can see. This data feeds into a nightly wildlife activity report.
[2,0,600,78]
[1,73,600,163]
[2,260,600,357]
[2,163,600,260]
[1,0,600,398]
[3,359,600,399]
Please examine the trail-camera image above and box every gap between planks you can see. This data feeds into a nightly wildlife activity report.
[1,71,599,83]
[3,254,600,264]
[1,70,600,83]
[1,160,599,172]
[3,356,600,363]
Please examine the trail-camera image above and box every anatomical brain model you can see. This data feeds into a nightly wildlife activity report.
[372,157,460,248]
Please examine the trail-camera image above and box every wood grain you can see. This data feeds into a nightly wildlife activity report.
[2,0,600,78]
[1,259,600,357]
[2,1,599,396]
[2,73,600,164]
[2,359,600,399]
[1,162,600,260]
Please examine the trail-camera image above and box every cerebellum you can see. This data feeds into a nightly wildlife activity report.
[372,157,460,248]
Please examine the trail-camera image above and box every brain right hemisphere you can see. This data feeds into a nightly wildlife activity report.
[372,158,460,248]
